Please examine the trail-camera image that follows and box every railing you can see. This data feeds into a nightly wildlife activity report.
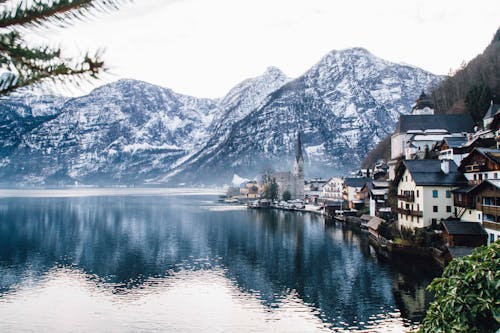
[396,208,423,217]
[397,193,415,202]
[482,205,500,216]
[483,221,500,231]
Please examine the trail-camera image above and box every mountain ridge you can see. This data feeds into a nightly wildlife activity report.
[0,48,442,185]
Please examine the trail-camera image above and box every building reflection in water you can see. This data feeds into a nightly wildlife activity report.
[0,194,439,331]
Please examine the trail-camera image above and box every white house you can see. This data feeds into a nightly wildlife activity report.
[395,159,468,230]
[388,92,474,180]
[322,177,344,201]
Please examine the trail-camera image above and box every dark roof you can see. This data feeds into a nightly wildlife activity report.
[448,246,475,259]
[476,148,500,165]
[361,182,374,191]
[444,136,468,148]
[452,184,479,194]
[459,148,500,173]
[403,160,468,186]
[395,114,474,134]
[483,102,500,120]
[344,177,372,188]
[442,221,487,236]
[453,180,500,195]
[412,90,435,111]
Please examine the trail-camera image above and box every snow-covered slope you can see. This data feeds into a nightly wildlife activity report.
[0,48,443,185]
[0,80,221,184]
[166,48,442,184]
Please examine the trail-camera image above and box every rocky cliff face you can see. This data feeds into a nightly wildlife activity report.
[0,48,442,185]
[166,48,442,184]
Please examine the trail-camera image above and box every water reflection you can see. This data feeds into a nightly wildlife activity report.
[0,194,438,332]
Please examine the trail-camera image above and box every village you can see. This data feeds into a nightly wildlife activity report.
[224,91,500,268]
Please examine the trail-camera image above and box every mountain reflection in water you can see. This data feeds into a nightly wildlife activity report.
[0,193,439,332]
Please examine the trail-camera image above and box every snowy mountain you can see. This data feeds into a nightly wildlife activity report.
[0,80,220,184]
[166,48,442,184]
[0,48,442,185]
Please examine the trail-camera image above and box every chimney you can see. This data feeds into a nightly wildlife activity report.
[441,159,450,174]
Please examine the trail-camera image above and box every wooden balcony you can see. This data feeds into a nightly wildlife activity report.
[483,221,500,231]
[482,205,500,216]
[397,193,415,202]
[396,208,423,217]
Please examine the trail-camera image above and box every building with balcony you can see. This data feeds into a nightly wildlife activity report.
[453,179,500,244]
[394,159,468,230]
[343,177,371,209]
[457,147,500,185]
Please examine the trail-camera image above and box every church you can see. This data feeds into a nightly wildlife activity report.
[272,132,305,200]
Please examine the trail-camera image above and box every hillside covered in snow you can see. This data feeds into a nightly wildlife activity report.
[0,48,442,186]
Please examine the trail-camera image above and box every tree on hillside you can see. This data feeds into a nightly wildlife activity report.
[0,0,128,95]
[419,241,500,333]
[431,27,500,118]
[465,83,493,123]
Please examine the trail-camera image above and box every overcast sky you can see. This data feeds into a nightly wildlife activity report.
[31,0,500,98]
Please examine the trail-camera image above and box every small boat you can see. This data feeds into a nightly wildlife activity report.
[224,198,240,204]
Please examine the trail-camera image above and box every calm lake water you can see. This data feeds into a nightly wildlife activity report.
[0,189,439,332]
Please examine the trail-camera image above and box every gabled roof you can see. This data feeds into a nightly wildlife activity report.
[442,221,487,236]
[400,160,467,186]
[344,177,371,188]
[395,114,474,134]
[458,147,500,172]
[366,216,385,230]
[443,136,468,148]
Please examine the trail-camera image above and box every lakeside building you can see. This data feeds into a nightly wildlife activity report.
[394,159,468,230]
[304,178,328,203]
[453,179,500,244]
[322,177,344,202]
[367,180,390,218]
[388,92,474,180]
[344,177,372,209]
[272,132,305,200]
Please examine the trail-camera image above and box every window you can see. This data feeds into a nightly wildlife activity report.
[446,206,451,213]
[432,190,438,198]
[478,214,481,220]
[490,233,495,244]
[495,173,498,179]
[416,190,419,198]
[433,205,438,213]
[474,174,477,181]
[405,176,408,182]
[479,174,483,181]
[485,173,489,179]
[411,216,413,222]
[446,191,451,198]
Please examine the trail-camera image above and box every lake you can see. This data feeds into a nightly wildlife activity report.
[0,189,439,332]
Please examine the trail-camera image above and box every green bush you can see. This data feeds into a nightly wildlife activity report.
[282,190,291,201]
[419,241,500,333]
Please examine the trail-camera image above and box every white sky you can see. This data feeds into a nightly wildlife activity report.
[29,0,500,98]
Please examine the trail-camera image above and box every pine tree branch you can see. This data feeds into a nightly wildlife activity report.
[0,0,129,29]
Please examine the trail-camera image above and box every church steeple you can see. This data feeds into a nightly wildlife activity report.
[295,131,303,162]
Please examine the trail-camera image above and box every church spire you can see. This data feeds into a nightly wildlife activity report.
[295,131,303,162]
